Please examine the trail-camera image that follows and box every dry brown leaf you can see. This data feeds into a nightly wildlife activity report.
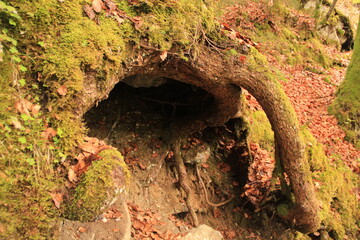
[68,168,78,183]
[78,142,98,154]
[131,16,143,30]
[138,162,146,170]
[49,192,63,209]
[104,0,116,11]
[11,118,22,129]
[57,85,68,96]
[31,104,41,117]
[201,162,209,168]
[92,0,103,13]
[128,0,140,5]
[160,51,167,62]
[42,128,57,140]
[132,219,145,230]
[83,5,96,20]
[14,99,31,115]
[73,158,86,174]
[114,14,125,25]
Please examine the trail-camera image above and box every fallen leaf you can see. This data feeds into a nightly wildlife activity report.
[201,162,209,168]
[128,0,140,5]
[14,99,31,115]
[68,168,78,183]
[104,0,116,11]
[49,192,63,209]
[57,85,67,96]
[31,104,41,117]
[83,5,96,20]
[11,118,22,129]
[239,55,246,64]
[114,14,125,25]
[78,227,87,233]
[132,219,145,230]
[78,142,98,154]
[92,0,103,13]
[160,51,167,61]
[42,128,57,140]
[138,162,146,170]
[130,16,143,30]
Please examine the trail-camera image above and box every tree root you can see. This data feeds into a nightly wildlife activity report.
[173,142,199,227]
[195,165,234,208]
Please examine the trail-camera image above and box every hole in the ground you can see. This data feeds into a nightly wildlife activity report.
[85,75,215,140]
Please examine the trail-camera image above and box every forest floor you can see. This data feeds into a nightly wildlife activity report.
[59,2,359,240]
[59,45,359,240]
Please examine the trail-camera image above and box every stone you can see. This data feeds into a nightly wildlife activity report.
[182,224,224,240]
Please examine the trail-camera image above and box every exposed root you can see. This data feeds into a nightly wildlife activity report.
[195,165,234,208]
[172,142,199,227]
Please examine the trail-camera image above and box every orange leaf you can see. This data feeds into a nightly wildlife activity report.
[83,5,96,20]
[104,0,116,11]
[49,192,63,209]
[160,51,167,61]
[42,128,57,140]
[31,104,41,117]
[11,118,22,129]
[92,0,103,13]
[130,16,143,30]
[14,99,31,115]
[78,142,98,154]
[68,168,78,183]
[57,85,67,96]
[128,0,140,6]
[239,55,246,64]
[201,163,209,168]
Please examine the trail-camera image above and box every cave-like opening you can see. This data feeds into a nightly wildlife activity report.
[84,75,215,140]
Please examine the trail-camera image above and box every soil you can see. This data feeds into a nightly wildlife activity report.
[58,78,295,240]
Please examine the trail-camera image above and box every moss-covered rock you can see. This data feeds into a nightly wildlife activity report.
[65,149,130,222]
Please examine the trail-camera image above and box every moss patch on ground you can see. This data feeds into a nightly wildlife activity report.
[65,149,129,222]
[301,128,359,239]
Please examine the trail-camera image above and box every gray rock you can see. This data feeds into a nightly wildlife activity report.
[182,224,224,240]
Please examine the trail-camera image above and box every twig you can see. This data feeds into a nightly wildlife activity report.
[195,165,234,207]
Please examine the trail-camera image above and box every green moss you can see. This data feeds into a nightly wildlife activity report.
[248,110,274,153]
[329,16,360,149]
[301,128,359,238]
[276,202,291,217]
[224,48,238,56]
[65,149,129,222]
